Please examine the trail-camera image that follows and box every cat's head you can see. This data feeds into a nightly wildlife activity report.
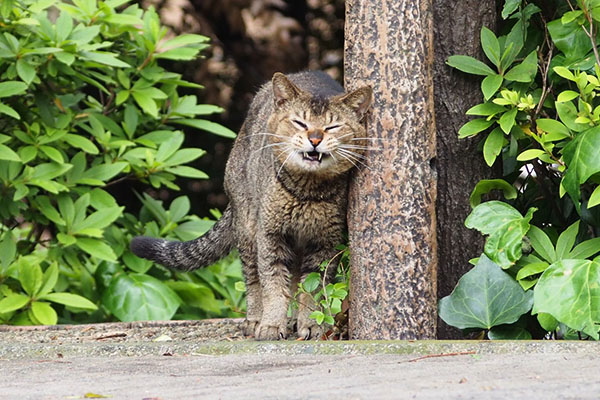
[266,72,373,177]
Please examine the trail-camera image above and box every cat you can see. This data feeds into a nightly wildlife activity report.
[130,71,372,340]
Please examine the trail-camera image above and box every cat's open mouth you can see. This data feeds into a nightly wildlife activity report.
[302,151,328,163]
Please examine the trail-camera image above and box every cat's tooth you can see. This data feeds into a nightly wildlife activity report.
[318,152,323,161]
[304,152,308,158]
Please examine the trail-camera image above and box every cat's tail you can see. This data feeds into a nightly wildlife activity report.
[130,205,235,271]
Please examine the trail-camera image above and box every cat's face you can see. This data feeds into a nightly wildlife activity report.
[266,73,373,177]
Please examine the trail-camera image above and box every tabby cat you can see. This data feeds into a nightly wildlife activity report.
[131,71,372,340]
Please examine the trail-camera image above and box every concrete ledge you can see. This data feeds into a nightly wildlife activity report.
[1,340,599,359]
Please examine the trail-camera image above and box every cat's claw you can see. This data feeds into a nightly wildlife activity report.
[255,323,288,341]
[297,323,324,340]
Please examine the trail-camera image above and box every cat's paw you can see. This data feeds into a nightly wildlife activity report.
[241,319,260,337]
[255,322,287,341]
[297,319,324,340]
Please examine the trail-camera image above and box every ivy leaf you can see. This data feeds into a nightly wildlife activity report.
[438,255,534,330]
[465,201,536,269]
[102,273,181,321]
[533,258,600,339]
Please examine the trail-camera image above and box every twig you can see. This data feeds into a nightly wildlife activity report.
[95,332,127,340]
[405,351,477,363]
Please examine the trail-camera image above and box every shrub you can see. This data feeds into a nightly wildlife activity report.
[439,0,600,340]
[0,0,244,325]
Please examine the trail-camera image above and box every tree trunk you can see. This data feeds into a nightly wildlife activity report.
[433,0,497,339]
[345,0,438,339]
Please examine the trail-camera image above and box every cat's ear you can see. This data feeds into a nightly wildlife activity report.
[338,86,373,119]
[272,72,303,107]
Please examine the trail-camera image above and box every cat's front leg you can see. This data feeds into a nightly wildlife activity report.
[255,234,294,340]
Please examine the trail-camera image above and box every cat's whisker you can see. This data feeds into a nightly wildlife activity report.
[339,144,382,151]
[253,142,288,154]
[246,132,290,140]
[276,150,296,178]
[336,149,372,171]
[337,148,368,160]
[348,137,390,142]
[335,131,357,141]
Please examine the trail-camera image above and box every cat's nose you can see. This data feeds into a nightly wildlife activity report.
[308,130,323,147]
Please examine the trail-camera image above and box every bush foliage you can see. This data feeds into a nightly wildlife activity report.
[0,0,244,325]
[440,0,600,340]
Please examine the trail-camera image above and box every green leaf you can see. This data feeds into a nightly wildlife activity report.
[155,47,201,61]
[446,55,495,76]
[553,66,576,81]
[438,254,533,330]
[32,162,72,180]
[0,144,21,162]
[16,59,36,84]
[0,81,28,98]
[562,126,600,209]
[64,134,99,154]
[466,102,506,116]
[302,272,321,293]
[122,251,153,274]
[457,119,495,138]
[40,145,64,163]
[310,310,325,325]
[102,273,181,321]
[0,231,16,270]
[80,51,131,68]
[36,196,66,225]
[165,281,220,314]
[533,258,600,339]
[527,226,556,263]
[30,301,57,325]
[132,91,158,117]
[504,51,537,82]
[73,206,123,233]
[555,221,579,260]
[163,148,206,166]
[501,0,520,19]
[103,14,144,25]
[465,201,535,269]
[39,292,97,310]
[0,293,29,313]
[537,313,559,332]
[569,237,600,259]
[535,119,570,140]
[481,27,501,67]
[0,102,20,119]
[168,196,190,222]
[18,259,43,297]
[483,127,504,167]
[38,263,59,297]
[556,90,579,103]
[170,119,236,139]
[487,326,532,340]
[556,101,588,133]
[481,74,503,101]
[517,149,545,161]
[165,166,209,179]
[469,179,517,207]
[75,238,117,261]
[155,133,184,162]
[499,107,518,134]
[80,162,127,182]
[588,185,600,208]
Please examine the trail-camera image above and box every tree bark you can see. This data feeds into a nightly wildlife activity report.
[433,0,497,339]
[345,0,438,339]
